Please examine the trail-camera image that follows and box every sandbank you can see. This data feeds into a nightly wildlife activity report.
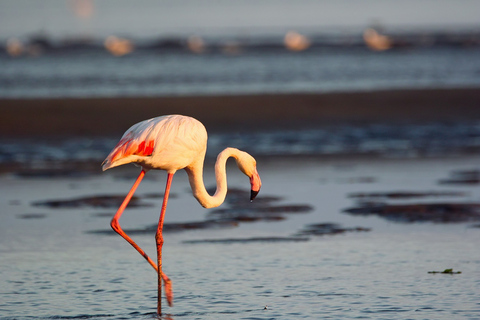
[0,87,479,137]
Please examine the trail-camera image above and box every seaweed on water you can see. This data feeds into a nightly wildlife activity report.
[428,268,462,274]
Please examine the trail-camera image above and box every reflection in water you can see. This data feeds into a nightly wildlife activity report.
[32,194,157,209]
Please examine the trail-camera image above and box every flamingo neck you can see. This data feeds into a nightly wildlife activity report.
[186,147,240,208]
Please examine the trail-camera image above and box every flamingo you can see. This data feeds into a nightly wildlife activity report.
[102,114,262,315]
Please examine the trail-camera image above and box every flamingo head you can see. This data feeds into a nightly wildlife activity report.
[236,151,262,201]
[249,167,262,201]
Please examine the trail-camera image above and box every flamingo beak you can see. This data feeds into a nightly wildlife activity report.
[250,168,262,201]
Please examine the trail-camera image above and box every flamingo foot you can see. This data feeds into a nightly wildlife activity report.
[164,278,173,307]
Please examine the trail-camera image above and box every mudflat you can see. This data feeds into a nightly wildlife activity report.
[1,87,479,137]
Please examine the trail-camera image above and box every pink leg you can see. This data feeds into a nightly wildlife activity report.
[110,169,159,271]
[110,169,173,314]
[156,172,174,315]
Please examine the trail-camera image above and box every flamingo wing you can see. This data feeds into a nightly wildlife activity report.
[103,119,157,166]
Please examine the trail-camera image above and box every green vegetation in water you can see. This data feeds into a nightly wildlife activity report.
[428,268,462,274]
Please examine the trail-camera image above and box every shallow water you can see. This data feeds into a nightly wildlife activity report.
[1,155,480,319]
[1,46,480,98]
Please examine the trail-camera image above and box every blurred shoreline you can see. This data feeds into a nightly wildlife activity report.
[3,27,480,53]
[1,87,479,138]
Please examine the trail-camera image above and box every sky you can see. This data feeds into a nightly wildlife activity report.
[1,0,480,40]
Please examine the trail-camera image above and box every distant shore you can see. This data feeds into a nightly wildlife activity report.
[1,87,480,138]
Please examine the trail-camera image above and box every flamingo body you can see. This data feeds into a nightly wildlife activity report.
[103,115,207,173]
[102,114,261,315]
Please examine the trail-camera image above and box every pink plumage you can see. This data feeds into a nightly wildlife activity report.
[102,115,208,173]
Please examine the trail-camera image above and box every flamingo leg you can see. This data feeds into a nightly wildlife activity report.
[156,172,174,314]
[110,169,158,271]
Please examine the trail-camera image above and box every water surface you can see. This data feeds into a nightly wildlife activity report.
[1,156,479,319]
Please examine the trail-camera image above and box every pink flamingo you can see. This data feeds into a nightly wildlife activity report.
[102,114,262,315]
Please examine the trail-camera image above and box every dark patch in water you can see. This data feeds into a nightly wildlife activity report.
[183,237,310,244]
[348,191,466,199]
[9,160,103,178]
[208,206,310,223]
[32,194,154,209]
[439,169,480,185]
[17,213,47,219]
[212,205,313,215]
[47,314,114,319]
[345,176,376,184]
[224,188,284,205]
[183,222,369,244]
[162,220,238,232]
[15,168,92,178]
[296,223,371,236]
[91,212,114,218]
[343,202,480,223]
[208,188,313,222]
[88,188,314,235]
[207,187,284,205]
[141,192,177,199]
[112,171,159,181]
[87,219,238,235]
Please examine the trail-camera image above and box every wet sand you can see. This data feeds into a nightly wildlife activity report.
[1,87,480,137]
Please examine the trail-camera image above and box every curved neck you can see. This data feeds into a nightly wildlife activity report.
[185,147,240,208]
